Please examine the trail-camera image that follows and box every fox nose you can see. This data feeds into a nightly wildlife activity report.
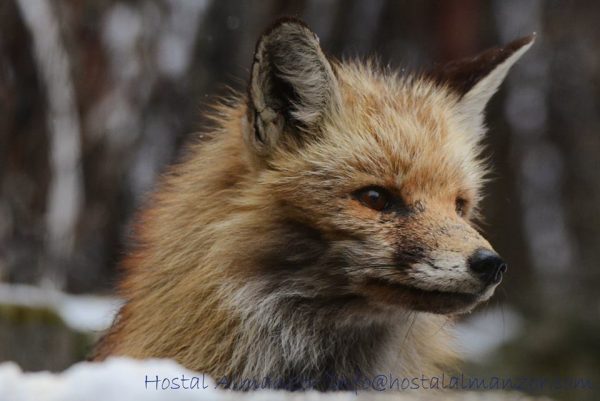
[468,249,507,285]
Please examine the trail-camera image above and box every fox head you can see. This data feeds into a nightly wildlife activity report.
[241,19,533,316]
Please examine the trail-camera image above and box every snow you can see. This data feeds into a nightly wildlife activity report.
[454,307,523,363]
[0,357,550,401]
[0,358,374,401]
[0,283,121,332]
[0,358,217,401]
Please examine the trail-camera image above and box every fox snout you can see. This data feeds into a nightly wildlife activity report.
[364,205,510,314]
[468,248,508,286]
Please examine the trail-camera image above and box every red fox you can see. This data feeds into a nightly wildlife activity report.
[93,18,533,390]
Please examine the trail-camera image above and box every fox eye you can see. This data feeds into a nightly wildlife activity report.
[455,197,468,217]
[355,187,392,212]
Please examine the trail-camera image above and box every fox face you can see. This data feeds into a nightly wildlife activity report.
[242,19,533,317]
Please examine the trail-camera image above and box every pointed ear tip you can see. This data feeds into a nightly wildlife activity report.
[511,33,536,51]
[260,16,313,38]
[523,32,537,45]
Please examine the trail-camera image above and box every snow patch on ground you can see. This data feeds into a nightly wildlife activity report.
[0,283,122,332]
[0,357,551,401]
[455,306,523,363]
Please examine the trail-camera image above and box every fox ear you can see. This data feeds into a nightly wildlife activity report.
[431,35,535,131]
[247,18,340,157]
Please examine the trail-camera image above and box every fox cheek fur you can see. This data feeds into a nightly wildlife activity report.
[93,18,533,388]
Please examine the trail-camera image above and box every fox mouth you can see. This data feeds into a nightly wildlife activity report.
[365,278,484,314]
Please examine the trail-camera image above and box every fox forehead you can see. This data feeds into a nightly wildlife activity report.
[270,62,486,202]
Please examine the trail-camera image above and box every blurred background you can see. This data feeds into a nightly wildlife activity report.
[0,0,598,399]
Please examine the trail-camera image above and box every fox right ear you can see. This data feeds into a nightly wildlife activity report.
[246,18,340,158]
[430,35,535,134]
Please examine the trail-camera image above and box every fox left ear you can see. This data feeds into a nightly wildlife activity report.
[247,18,340,158]
[431,34,535,130]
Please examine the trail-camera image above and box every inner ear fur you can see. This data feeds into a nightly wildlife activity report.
[247,18,340,157]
